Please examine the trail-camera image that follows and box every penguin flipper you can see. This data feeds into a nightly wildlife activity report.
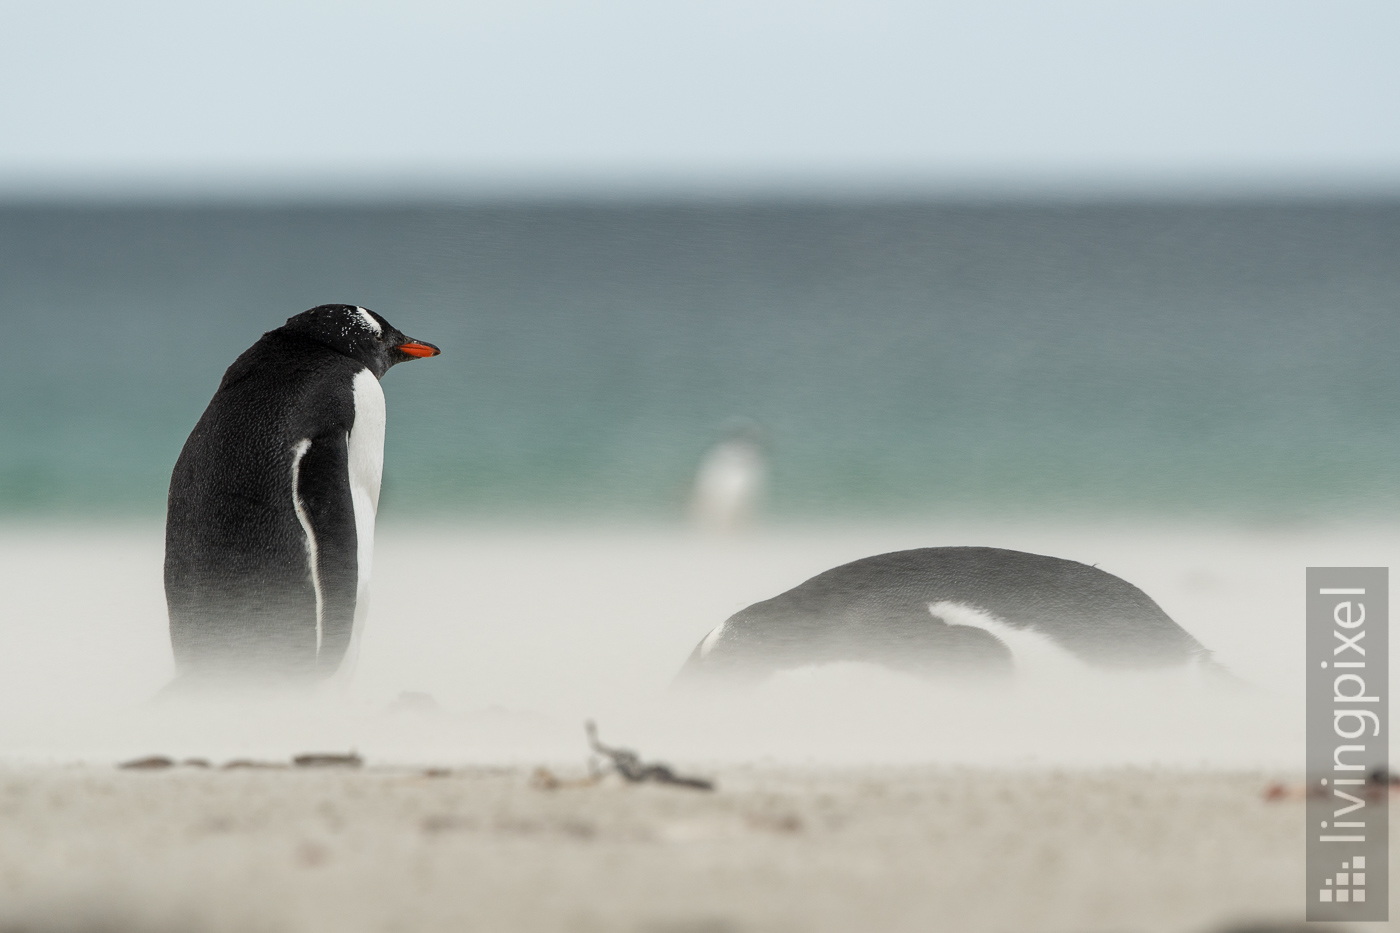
[294,431,360,674]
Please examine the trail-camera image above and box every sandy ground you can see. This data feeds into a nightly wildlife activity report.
[0,763,1318,933]
[1,521,1395,931]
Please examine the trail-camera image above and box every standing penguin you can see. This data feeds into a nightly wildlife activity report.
[689,419,768,533]
[164,305,440,685]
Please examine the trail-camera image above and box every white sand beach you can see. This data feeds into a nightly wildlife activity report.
[0,763,1314,933]
[0,521,1395,931]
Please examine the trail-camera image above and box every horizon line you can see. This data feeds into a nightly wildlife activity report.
[3,167,1400,207]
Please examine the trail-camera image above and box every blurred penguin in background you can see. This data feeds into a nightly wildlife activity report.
[689,419,768,533]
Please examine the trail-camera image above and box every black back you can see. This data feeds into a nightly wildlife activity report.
[678,547,1206,683]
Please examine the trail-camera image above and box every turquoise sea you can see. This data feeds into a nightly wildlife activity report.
[1,198,1397,521]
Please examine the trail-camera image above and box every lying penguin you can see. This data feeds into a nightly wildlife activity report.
[164,305,440,685]
[676,547,1216,684]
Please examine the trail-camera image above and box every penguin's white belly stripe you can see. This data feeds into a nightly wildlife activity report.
[345,369,386,662]
[929,600,1084,675]
[290,438,324,653]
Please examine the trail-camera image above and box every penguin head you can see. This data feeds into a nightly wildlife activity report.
[280,304,441,378]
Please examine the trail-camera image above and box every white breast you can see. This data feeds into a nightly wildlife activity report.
[343,368,386,671]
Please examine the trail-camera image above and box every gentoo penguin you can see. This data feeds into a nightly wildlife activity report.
[675,547,1214,685]
[164,305,440,685]
[689,420,767,532]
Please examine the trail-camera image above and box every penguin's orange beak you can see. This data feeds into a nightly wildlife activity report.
[395,342,440,358]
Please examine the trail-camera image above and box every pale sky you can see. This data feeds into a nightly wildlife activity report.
[2,0,1398,196]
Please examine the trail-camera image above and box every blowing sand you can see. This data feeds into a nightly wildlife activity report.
[0,520,1395,930]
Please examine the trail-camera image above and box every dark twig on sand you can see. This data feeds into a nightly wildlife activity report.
[292,752,363,769]
[118,753,358,771]
[584,721,714,791]
[118,755,175,770]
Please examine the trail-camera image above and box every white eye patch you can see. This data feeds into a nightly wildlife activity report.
[355,307,382,335]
